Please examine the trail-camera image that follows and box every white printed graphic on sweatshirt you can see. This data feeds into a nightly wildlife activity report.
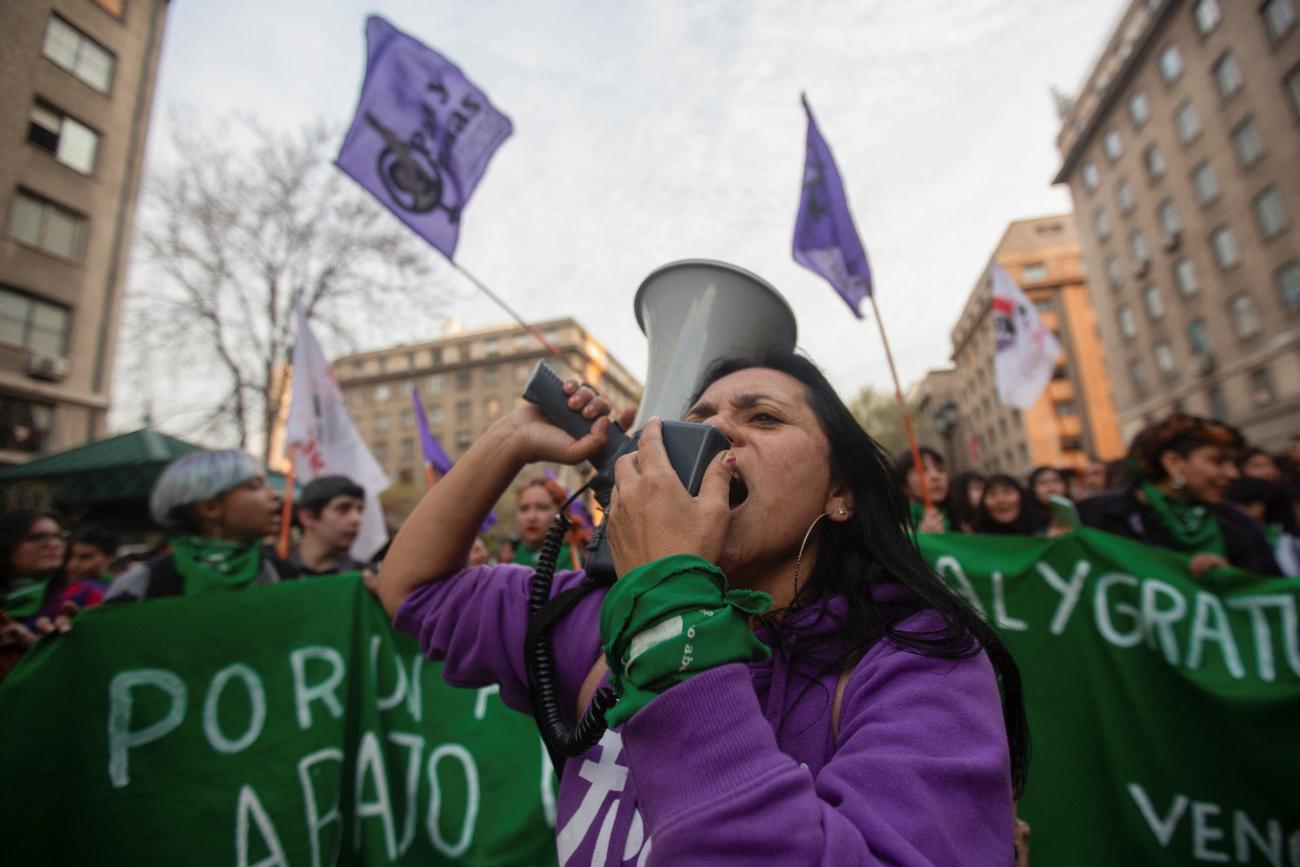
[555,730,651,866]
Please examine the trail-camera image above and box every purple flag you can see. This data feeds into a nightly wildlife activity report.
[336,16,513,259]
[411,387,496,532]
[792,94,872,318]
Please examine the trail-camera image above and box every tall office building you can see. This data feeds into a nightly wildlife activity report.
[947,215,1124,478]
[333,318,642,522]
[0,0,168,463]
[1054,0,1299,447]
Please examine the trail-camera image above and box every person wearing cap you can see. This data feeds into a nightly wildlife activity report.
[289,475,367,576]
[1078,413,1281,577]
[106,450,297,602]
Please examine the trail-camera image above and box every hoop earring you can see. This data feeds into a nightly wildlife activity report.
[1171,475,1186,490]
[793,513,827,601]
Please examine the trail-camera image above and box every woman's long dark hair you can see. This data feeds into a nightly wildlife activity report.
[0,509,63,592]
[693,352,1029,796]
[976,474,1037,535]
[948,472,986,533]
[890,446,950,513]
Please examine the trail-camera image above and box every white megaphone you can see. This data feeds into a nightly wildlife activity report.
[632,259,799,426]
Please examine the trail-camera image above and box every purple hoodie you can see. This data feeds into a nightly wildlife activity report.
[395,563,1013,866]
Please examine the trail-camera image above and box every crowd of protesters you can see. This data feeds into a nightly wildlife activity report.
[901,413,1300,578]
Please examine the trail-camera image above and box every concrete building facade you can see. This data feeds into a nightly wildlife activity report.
[0,0,168,462]
[948,215,1125,478]
[1054,0,1300,448]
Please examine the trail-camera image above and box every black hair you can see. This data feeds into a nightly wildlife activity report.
[70,524,119,557]
[0,509,64,592]
[891,446,949,505]
[1026,466,1066,506]
[976,474,1039,535]
[1227,477,1298,534]
[947,471,986,533]
[1235,447,1279,475]
[692,351,1028,796]
[1130,413,1244,482]
[296,476,364,519]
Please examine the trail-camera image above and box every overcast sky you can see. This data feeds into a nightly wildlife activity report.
[118,0,1127,432]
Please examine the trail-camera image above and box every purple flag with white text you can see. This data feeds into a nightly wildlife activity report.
[792,94,872,318]
[336,16,513,259]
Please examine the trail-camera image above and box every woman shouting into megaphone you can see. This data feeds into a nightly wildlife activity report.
[379,350,1027,867]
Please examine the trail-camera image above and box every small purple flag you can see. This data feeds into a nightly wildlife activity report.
[543,468,595,532]
[336,16,513,259]
[792,94,872,318]
[411,386,496,532]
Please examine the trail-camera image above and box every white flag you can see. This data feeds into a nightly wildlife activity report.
[284,303,391,560]
[992,264,1062,410]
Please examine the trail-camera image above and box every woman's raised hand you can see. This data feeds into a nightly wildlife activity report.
[501,380,635,467]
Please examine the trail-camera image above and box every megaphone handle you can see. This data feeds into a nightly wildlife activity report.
[522,361,629,467]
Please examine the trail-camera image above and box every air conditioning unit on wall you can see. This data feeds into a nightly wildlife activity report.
[25,352,69,382]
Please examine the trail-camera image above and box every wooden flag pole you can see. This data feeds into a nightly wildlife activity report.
[424,463,437,489]
[867,295,934,513]
[277,443,299,558]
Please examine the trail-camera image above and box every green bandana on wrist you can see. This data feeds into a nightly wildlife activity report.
[599,554,771,728]
[1140,481,1227,557]
[169,537,263,595]
[3,577,52,620]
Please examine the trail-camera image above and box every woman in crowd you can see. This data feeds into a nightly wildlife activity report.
[1227,476,1300,577]
[975,475,1043,536]
[106,450,296,601]
[0,510,106,628]
[893,446,951,533]
[510,477,589,570]
[1078,414,1280,576]
[1026,465,1070,533]
[1237,447,1284,484]
[947,471,986,533]
[379,350,1027,866]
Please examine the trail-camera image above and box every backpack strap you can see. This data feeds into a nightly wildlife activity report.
[524,583,600,779]
[830,668,852,745]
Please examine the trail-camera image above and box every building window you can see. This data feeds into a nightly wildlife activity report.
[26,103,98,175]
[1230,293,1262,338]
[1129,230,1150,265]
[1253,186,1289,238]
[1263,0,1297,41]
[484,397,501,418]
[455,430,472,452]
[374,414,389,433]
[400,438,414,460]
[1128,91,1150,126]
[1249,367,1277,406]
[1055,400,1078,417]
[1144,144,1166,179]
[1174,258,1197,296]
[398,468,414,485]
[373,384,390,402]
[1191,162,1219,205]
[1212,52,1243,98]
[483,365,500,386]
[1193,0,1221,33]
[1103,129,1123,162]
[6,190,86,260]
[1022,263,1048,282]
[1157,199,1181,236]
[1279,261,1300,313]
[400,409,414,429]
[42,16,114,94]
[1207,387,1228,421]
[485,337,499,357]
[1129,360,1149,397]
[1094,209,1112,240]
[1107,256,1123,290]
[1081,162,1099,191]
[1210,226,1239,268]
[1158,44,1183,84]
[0,394,54,454]
[1231,117,1264,168]
[456,400,471,421]
[429,347,442,366]
[373,442,388,462]
[1174,100,1202,143]
[1187,319,1211,355]
[425,373,443,394]
[426,404,443,425]
[1033,297,1055,314]
[1143,285,1165,319]
[455,370,471,390]
[1154,342,1177,376]
[0,286,70,356]
[1115,180,1134,213]
[1118,305,1137,338]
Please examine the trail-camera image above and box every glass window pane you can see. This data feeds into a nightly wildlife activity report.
[1264,0,1297,41]
[28,324,65,355]
[7,194,43,247]
[42,207,81,258]
[56,117,97,173]
[1278,262,1300,313]
[1233,118,1263,167]
[1212,227,1239,268]
[31,301,68,333]
[42,17,79,70]
[75,41,114,93]
[1159,45,1182,83]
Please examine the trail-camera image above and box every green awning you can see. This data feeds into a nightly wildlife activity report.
[0,429,204,505]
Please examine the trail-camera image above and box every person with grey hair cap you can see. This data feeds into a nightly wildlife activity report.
[106,450,298,602]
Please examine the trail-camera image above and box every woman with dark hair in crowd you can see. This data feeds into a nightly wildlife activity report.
[893,446,951,533]
[379,350,1028,865]
[1236,447,1284,484]
[106,450,297,601]
[975,475,1043,536]
[948,471,986,533]
[0,510,106,628]
[511,477,591,571]
[1227,476,1300,577]
[1078,414,1281,576]
[1026,466,1068,530]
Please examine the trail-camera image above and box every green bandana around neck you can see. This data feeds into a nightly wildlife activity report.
[169,537,263,595]
[1139,481,1227,557]
[3,577,52,620]
[599,554,772,728]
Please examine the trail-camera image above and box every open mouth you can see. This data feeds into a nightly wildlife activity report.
[729,475,749,508]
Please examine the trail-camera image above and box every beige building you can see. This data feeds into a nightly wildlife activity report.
[1054,0,1300,448]
[948,215,1125,478]
[333,318,642,524]
[912,368,967,470]
[0,0,168,462]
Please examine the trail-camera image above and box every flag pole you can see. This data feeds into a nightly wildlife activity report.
[867,295,934,513]
[424,463,437,489]
[277,444,298,558]
[450,261,590,381]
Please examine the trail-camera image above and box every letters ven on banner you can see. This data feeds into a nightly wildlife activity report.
[917,529,1300,867]
[0,575,558,867]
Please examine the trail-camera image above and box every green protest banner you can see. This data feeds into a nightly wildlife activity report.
[0,573,558,867]
[918,528,1300,867]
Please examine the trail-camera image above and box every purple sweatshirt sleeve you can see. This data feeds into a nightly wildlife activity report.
[393,563,604,718]
[619,631,1013,866]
